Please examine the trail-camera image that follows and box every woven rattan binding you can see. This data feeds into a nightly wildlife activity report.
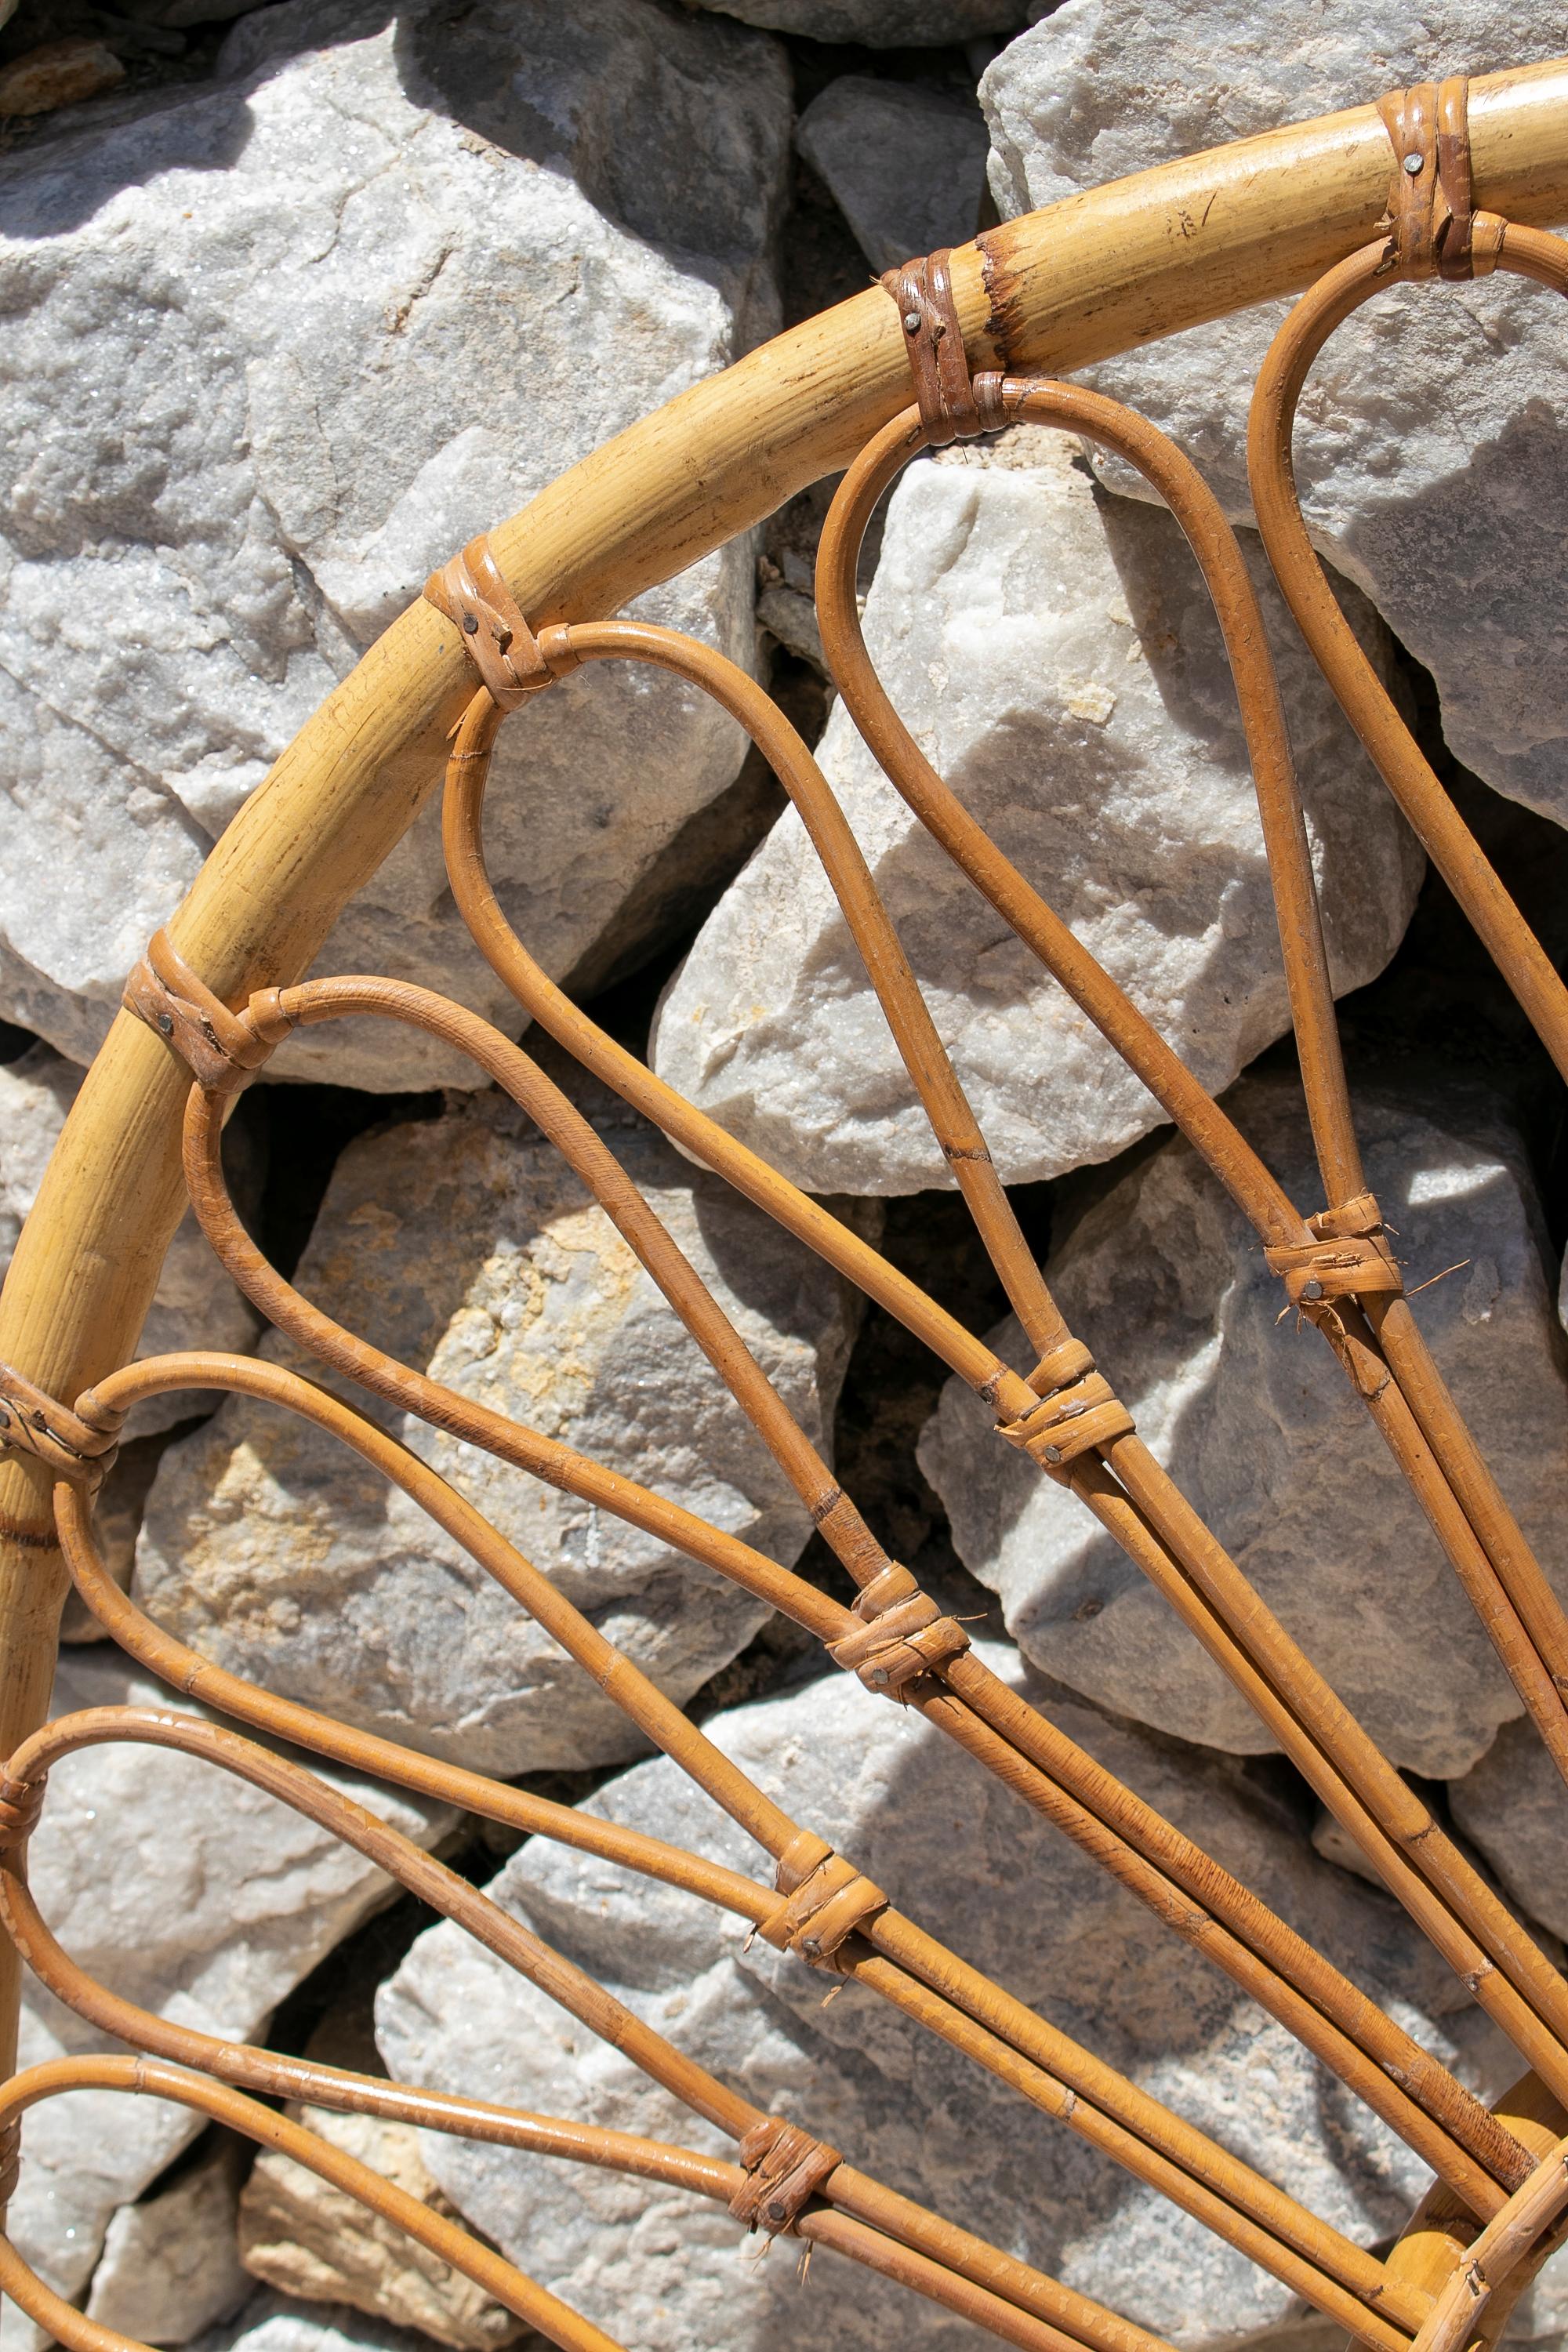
[9,61,1568,2352]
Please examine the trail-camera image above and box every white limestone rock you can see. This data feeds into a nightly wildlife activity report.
[191,2296,438,2352]
[797,78,990,276]
[981,0,1568,828]
[9,1647,456,2328]
[0,0,790,1091]
[652,432,1421,1193]
[920,1071,1568,1779]
[134,1073,869,1777]
[86,2136,252,2347]
[376,1649,1501,2350]
[0,1040,261,1436]
[687,1,1022,42]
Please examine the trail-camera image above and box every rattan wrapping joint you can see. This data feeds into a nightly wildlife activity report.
[123,929,294,1094]
[0,1363,123,1486]
[728,2115,841,2236]
[826,1562,971,1697]
[1265,1193,1403,1308]
[997,1360,1135,1480]
[0,1770,45,1851]
[759,1828,887,1968]
[0,2119,20,2208]
[1376,77,1504,281]
[424,533,578,710]
[880,249,1013,445]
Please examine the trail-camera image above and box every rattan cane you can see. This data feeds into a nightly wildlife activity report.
[1,62,1567,2352]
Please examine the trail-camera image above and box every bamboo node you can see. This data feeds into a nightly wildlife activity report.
[760,1830,887,1968]
[123,928,290,1095]
[729,2117,840,2236]
[0,1770,45,1850]
[0,1361,123,1487]
[424,533,577,710]
[826,1562,971,1698]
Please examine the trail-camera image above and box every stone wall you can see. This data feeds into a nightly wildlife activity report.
[2,1,1566,2347]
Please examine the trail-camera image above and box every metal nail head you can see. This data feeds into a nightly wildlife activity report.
[1403,151,1425,174]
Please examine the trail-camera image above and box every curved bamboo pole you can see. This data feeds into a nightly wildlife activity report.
[2,42,1568,2239]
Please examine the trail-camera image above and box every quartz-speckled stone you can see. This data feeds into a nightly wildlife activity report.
[982,0,1568,828]
[653,431,1421,1192]
[10,1649,455,2329]
[0,0,790,1089]
[377,1648,1508,2350]
[920,1071,1568,1777]
[136,1074,869,1776]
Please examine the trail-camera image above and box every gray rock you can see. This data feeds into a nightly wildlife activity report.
[652,430,1421,1193]
[135,1074,870,1777]
[687,1,1022,44]
[919,1071,1568,1778]
[377,1648,1508,2350]
[0,1040,262,1436]
[86,2135,252,2347]
[239,2107,526,2351]
[10,1648,456,2326]
[191,2296,441,2352]
[0,0,790,1091]
[797,78,990,275]
[981,0,1568,829]
[1450,1718,1568,1945]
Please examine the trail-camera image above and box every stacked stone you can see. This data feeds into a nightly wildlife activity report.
[2,0,1567,2347]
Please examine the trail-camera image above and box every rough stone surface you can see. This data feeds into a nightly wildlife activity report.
[240,2107,525,2350]
[981,0,1568,829]
[377,1647,1508,2350]
[191,2296,444,2352]
[135,1071,870,1777]
[688,0,1022,43]
[920,1070,1568,1779]
[796,78,990,275]
[652,431,1421,1193]
[0,38,125,117]
[1450,1717,1568,1946]
[0,1040,262,1436]
[10,1647,456,2327]
[86,2135,252,2346]
[0,0,790,1090]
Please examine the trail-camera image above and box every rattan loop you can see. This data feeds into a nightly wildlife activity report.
[0,1363,123,1486]
[424,535,574,709]
[122,929,285,1095]
[826,1562,971,1697]
[728,2117,841,2236]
